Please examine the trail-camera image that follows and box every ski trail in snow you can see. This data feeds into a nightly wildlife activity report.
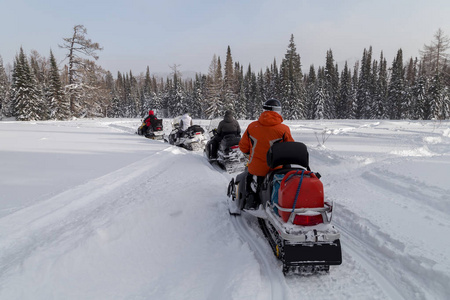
[336,224,407,300]
[218,166,289,300]
[0,146,177,282]
[231,214,289,300]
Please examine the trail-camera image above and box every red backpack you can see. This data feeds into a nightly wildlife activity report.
[278,170,324,224]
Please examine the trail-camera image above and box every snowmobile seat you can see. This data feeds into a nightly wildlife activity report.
[220,134,241,151]
[262,142,311,211]
[266,141,310,171]
[152,119,163,131]
[186,124,204,135]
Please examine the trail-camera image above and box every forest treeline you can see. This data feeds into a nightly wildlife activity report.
[0,25,449,121]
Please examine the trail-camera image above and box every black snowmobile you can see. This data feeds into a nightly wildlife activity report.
[204,119,248,173]
[137,118,165,140]
[227,141,342,275]
[167,116,207,151]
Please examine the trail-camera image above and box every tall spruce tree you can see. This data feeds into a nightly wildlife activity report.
[244,64,258,119]
[305,65,317,119]
[313,67,326,119]
[12,48,44,121]
[223,46,236,113]
[428,73,444,119]
[324,49,339,119]
[337,62,352,119]
[280,34,305,119]
[205,55,223,119]
[192,74,206,118]
[376,52,388,119]
[355,47,373,119]
[141,67,151,114]
[387,49,406,119]
[0,56,10,118]
[48,50,69,119]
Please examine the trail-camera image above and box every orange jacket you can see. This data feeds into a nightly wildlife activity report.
[239,111,294,176]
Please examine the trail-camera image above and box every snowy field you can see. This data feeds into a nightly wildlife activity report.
[0,117,449,300]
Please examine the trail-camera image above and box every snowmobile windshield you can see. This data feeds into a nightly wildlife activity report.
[208,118,221,132]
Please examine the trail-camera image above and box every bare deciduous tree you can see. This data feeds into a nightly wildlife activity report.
[420,28,450,77]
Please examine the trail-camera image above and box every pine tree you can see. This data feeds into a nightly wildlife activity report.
[350,62,359,119]
[368,60,378,119]
[404,57,419,119]
[141,66,154,116]
[205,54,223,119]
[428,73,444,119]
[167,71,188,117]
[376,52,388,119]
[244,64,259,119]
[324,49,339,119]
[313,67,326,119]
[280,34,305,119]
[48,50,69,119]
[192,74,206,118]
[223,46,236,112]
[355,47,373,119]
[59,24,103,115]
[387,49,406,119]
[337,62,352,119]
[0,56,10,118]
[12,48,44,121]
[305,65,317,119]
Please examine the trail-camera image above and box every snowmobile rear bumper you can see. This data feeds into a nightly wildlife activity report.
[283,239,342,266]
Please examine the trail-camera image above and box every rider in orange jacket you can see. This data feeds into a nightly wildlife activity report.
[239,99,294,209]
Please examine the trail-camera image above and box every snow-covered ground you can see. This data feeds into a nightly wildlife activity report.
[0,118,449,300]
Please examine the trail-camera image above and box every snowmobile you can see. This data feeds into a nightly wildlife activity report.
[204,119,248,173]
[137,118,165,140]
[227,141,342,275]
[167,116,207,151]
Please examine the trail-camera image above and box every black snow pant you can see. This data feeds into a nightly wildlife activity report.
[245,172,264,209]
[209,136,222,158]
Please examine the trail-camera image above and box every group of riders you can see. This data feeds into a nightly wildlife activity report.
[141,98,293,210]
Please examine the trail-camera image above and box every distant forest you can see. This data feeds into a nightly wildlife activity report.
[1,25,449,121]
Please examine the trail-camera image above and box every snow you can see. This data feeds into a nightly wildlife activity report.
[0,118,449,300]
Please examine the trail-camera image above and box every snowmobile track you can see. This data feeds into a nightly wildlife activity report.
[336,224,408,300]
[230,214,288,300]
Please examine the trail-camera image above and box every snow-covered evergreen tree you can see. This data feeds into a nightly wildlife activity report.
[313,67,326,120]
[141,66,154,116]
[223,46,236,113]
[0,56,10,118]
[305,65,317,119]
[387,49,406,119]
[12,48,44,121]
[428,74,444,119]
[48,50,69,120]
[205,55,223,119]
[375,53,388,119]
[280,34,305,120]
[337,62,352,119]
[355,47,373,119]
[324,49,338,119]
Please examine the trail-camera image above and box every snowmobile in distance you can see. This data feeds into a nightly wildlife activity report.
[167,116,207,151]
[204,119,247,173]
[136,118,165,140]
[227,141,342,275]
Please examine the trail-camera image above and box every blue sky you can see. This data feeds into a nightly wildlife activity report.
[1,0,450,77]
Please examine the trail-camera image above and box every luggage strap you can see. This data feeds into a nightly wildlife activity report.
[284,170,305,213]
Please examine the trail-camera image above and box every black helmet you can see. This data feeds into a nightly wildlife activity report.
[263,99,282,113]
